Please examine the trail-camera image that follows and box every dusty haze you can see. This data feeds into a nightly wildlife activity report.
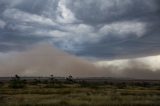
[0,44,160,79]
[0,44,101,77]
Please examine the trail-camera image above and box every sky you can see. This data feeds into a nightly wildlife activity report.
[0,0,160,78]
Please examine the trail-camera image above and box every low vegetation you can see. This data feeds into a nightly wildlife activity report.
[0,75,160,106]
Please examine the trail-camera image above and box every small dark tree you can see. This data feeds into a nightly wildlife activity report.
[46,75,59,88]
[50,75,56,84]
[66,75,75,84]
[9,75,26,89]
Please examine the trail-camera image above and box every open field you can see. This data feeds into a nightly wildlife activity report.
[0,77,160,106]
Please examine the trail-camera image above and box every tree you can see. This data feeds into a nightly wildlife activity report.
[9,75,26,89]
[46,75,59,88]
[50,75,56,84]
[66,75,75,84]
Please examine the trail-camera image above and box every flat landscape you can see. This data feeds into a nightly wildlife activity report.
[1,0,160,106]
[0,76,160,106]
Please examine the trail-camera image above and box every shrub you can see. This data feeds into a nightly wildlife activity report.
[9,75,26,89]
[65,75,75,84]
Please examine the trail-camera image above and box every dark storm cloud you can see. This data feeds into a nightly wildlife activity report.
[0,0,160,59]
[66,0,158,24]
[0,0,59,52]
[78,37,160,59]
[14,0,59,17]
[0,30,50,52]
[65,0,160,59]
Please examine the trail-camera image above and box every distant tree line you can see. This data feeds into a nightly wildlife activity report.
[8,74,77,89]
[7,74,160,89]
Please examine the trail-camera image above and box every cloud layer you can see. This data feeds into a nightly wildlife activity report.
[0,0,160,59]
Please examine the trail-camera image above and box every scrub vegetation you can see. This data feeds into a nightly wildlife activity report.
[0,75,160,106]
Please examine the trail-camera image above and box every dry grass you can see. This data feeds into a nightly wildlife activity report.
[0,84,160,106]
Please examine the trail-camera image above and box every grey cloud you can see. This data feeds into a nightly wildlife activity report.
[0,28,50,52]
[14,0,59,17]
[66,0,158,25]
[76,35,160,59]
[0,19,6,28]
